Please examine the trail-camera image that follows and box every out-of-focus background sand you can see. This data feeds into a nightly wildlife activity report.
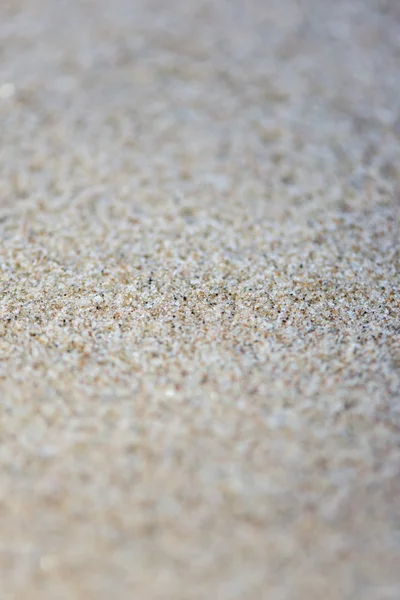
[0,1,399,598]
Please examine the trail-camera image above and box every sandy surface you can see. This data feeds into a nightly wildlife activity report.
[0,1,399,598]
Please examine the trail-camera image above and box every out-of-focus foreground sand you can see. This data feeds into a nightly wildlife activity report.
[0,1,399,598]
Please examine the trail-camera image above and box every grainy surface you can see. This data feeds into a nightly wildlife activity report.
[0,1,399,599]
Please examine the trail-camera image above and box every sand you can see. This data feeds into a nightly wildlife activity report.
[0,0,399,598]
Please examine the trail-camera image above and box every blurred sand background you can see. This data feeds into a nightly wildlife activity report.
[0,0,399,598]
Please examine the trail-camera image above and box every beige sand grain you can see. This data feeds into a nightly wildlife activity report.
[0,1,399,599]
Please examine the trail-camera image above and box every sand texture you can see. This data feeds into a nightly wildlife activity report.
[0,1,399,598]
